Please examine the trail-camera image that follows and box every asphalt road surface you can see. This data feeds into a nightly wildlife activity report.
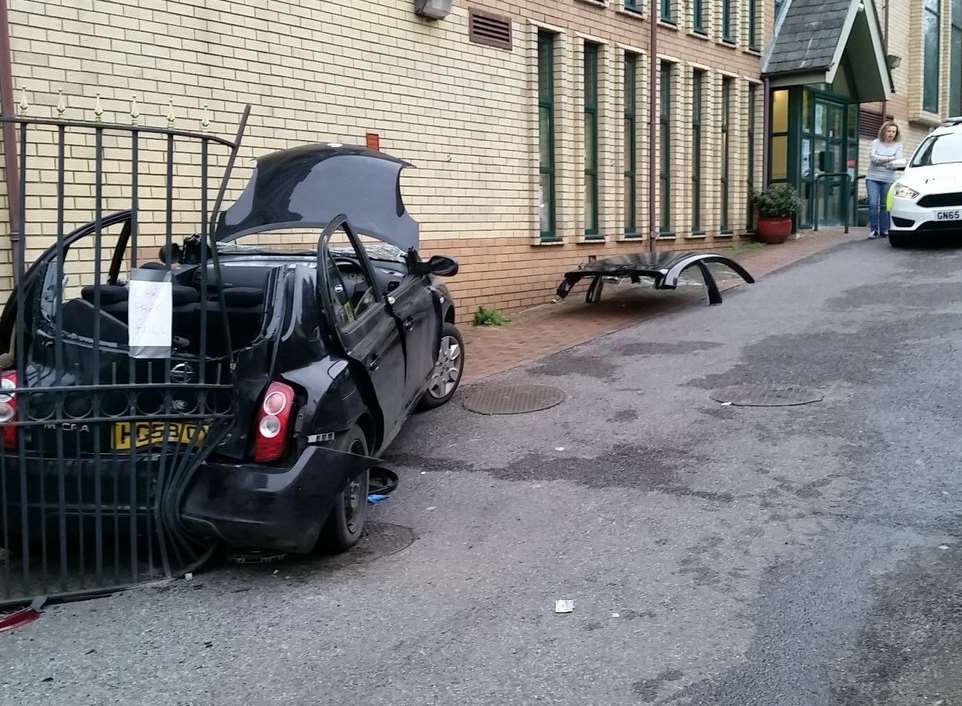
[5,238,962,706]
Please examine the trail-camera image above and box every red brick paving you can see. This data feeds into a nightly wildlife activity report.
[460,229,859,384]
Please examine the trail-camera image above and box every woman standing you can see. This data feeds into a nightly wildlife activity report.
[866,121,903,239]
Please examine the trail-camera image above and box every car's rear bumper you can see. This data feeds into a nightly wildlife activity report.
[181,445,372,554]
[0,445,371,555]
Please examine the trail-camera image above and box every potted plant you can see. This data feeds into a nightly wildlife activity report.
[751,184,802,244]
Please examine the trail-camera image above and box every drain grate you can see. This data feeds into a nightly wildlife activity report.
[710,383,824,407]
[463,384,566,415]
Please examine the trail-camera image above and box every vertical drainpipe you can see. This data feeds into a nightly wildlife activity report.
[761,3,774,188]
[881,0,889,119]
[0,0,18,282]
[762,77,771,186]
[648,0,658,258]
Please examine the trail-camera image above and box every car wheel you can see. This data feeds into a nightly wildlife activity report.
[318,425,369,554]
[889,232,910,248]
[418,322,465,410]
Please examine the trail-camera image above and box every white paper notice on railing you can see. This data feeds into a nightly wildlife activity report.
[128,268,172,359]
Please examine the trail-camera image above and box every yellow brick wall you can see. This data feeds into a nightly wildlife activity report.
[858,0,958,190]
[2,0,769,322]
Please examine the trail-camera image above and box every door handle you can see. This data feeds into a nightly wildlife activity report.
[367,355,381,371]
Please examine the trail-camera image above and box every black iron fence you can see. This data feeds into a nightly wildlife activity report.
[0,101,250,606]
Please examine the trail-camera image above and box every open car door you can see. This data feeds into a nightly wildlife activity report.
[316,217,408,449]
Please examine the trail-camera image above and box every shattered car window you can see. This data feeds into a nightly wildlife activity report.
[217,231,407,265]
[330,241,406,265]
[216,229,318,256]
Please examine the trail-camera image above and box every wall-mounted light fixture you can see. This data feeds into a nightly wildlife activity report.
[414,0,453,20]
[886,53,902,69]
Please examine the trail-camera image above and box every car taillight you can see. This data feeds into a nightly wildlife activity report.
[0,371,16,449]
[253,381,295,463]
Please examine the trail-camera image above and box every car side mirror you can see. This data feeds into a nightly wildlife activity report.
[413,255,459,277]
[890,159,907,171]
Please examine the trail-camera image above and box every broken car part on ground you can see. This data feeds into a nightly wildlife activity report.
[0,108,464,608]
[555,251,755,306]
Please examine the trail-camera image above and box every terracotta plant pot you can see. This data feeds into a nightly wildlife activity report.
[755,216,793,244]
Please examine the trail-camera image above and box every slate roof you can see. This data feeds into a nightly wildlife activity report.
[764,0,852,75]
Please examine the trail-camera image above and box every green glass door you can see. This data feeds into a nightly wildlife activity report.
[806,97,848,227]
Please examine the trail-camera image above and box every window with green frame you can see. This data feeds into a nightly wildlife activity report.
[692,0,705,33]
[538,31,557,241]
[924,0,941,114]
[720,77,732,233]
[722,0,734,42]
[584,42,599,238]
[659,62,673,235]
[748,0,759,50]
[691,70,704,233]
[769,88,790,182]
[746,83,757,229]
[624,53,638,236]
[624,0,641,12]
[951,0,962,116]
[660,0,674,24]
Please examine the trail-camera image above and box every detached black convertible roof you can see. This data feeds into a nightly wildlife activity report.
[216,144,420,251]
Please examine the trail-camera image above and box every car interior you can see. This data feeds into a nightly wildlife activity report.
[50,239,410,356]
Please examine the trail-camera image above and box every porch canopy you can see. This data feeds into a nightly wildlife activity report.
[763,0,893,102]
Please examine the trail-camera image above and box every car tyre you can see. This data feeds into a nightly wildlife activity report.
[889,231,910,248]
[318,425,370,554]
[418,322,465,411]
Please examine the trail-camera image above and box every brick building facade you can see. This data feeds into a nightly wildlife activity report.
[0,0,770,320]
[860,0,962,170]
[0,1,957,320]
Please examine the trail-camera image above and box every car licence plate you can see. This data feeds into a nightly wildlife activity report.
[936,209,962,221]
[112,421,208,450]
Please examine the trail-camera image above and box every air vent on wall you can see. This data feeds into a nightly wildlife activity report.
[469,9,512,50]
[858,108,892,139]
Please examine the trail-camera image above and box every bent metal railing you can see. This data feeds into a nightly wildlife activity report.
[0,97,250,607]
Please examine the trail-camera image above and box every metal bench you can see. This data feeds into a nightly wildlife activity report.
[555,251,755,306]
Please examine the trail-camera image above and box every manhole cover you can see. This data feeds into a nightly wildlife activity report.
[319,522,416,568]
[358,521,416,559]
[279,522,416,572]
[463,384,566,415]
[710,384,823,407]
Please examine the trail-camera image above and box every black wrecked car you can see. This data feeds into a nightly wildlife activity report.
[179,145,465,553]
[0,143,464,595]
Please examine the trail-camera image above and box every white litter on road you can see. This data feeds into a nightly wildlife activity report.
[555,600,575,614]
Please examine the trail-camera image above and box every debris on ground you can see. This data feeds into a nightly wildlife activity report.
[226,549,289,565]
[555,600,575,614]
[0,596,46,633]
